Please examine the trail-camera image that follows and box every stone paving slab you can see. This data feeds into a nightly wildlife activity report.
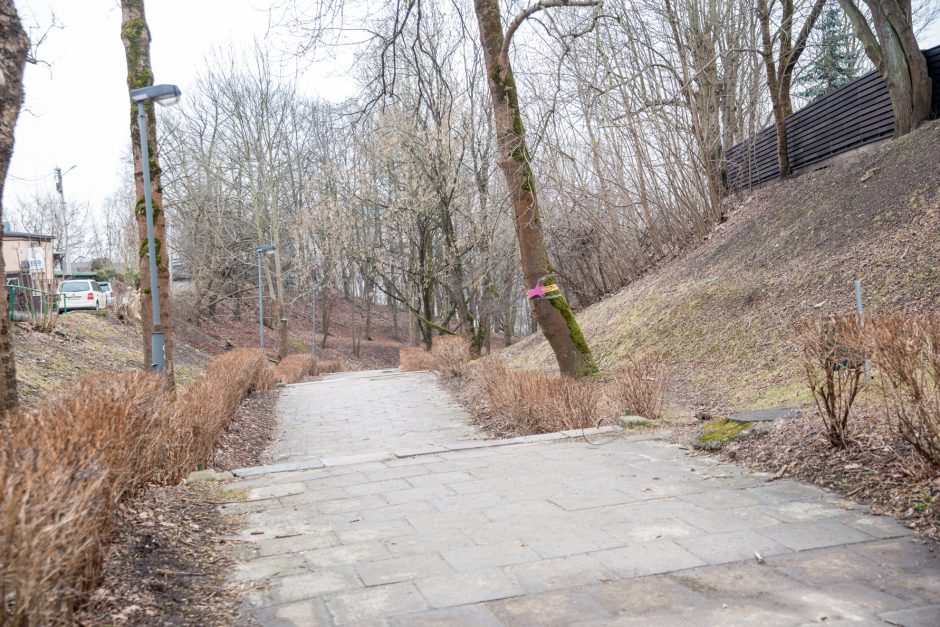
[227,370,940,626]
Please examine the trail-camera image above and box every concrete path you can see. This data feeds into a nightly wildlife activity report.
[224,370,940,626]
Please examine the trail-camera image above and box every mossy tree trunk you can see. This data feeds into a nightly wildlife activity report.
[120,0,175,388]
[0,0,28,413]
[473,0,598,378]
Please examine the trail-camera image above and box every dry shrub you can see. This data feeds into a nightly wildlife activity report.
[400,346,435,371]
[0,372,164,624]
[0,349,274,624]
[159,349,276,483]
[276,355,345,384]
[479,362,598,434]
[277,353,314,384]
[609,353,670,420]
[312,359,343,376]
[431,336,472,378]
[868,314,940,470]
[797,315,866,448]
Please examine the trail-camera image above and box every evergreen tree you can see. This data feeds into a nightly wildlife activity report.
[797,2,864,101]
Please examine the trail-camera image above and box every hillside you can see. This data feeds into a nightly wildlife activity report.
[12,293,404,404]
[506,120,940,412]
[12,314,210,404]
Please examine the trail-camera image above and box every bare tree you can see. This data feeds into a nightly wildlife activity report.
[757,0,827,176]
[10,189,89,266]
[0,0,28,413]
[120,0,175,385]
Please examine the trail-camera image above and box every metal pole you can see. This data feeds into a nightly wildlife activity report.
[137,101,165,374]
[54,167,70,274]
[855,280,871,383]
[258,252,265,349]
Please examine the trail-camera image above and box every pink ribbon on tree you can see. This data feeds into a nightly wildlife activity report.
[527,275,562,300]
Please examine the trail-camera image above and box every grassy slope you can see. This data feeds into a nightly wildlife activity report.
[13,313,209,404]
[507,120,940,412]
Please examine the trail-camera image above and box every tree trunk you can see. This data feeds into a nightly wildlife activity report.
[473,0,597,378]
[862,0,932,135]
[0,0,27,414]
[121,0,175,388]
[759,0,827,178]
[503,305,514,348]
[321,287,332,348]
[364,275,374,341]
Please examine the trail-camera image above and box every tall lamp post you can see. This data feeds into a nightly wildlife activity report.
[256,245,276,349]
[129,83,180,375]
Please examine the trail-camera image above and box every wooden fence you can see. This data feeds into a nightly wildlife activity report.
[726,44,940,190]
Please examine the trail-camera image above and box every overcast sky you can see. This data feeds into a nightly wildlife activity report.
[5,1,940,227]
[4,0,353,224]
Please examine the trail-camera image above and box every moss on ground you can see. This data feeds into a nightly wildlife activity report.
[210,487,248,503]
[694,418,753,451]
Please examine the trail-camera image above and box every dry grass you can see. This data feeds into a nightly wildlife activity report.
[277,354,313,384]
[609,353,670,420]
[0,349,275,625]
[312,359,343,377]
[477,362,599,434]
[276,354,345,384]
[400,346,436,371]
[430,336,471,378]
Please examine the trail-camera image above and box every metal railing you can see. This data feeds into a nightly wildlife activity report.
[6,285,65,322]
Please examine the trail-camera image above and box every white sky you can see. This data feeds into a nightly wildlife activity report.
[5,0,354,223]
[5,1,940,226]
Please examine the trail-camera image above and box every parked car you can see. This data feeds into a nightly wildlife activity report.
[98,281,115,306]
[58,279,106,313]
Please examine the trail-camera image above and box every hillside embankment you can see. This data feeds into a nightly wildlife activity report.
[11,293,404,404]
[507,120,940,413]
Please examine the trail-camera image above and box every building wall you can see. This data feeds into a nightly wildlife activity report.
[2,237,56,290]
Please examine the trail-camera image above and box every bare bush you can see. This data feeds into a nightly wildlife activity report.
[311,359,343,376]
[158,349,276,483]
[277,354,345,383]
[277,354,314,384]
[868,314,940,470]
[431,336,471,378]
[797,315,866,448]
[400,347,436,371]
[608,353,670,420]
[0,372,164,623]
[479,362,598,434]
[0,349,274,623]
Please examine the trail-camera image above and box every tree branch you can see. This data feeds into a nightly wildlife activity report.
[500,0,600,64]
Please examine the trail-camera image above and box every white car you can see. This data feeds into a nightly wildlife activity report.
[58,279,106,312]
[98,281,115,306]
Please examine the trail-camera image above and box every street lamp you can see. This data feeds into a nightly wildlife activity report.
[256,245,276,349]
[129,83,181,375]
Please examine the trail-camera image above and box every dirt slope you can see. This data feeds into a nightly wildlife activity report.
[506,120,940,412]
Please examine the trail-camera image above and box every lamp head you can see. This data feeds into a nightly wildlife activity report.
[130,84,182,107]
[255,245,276,254]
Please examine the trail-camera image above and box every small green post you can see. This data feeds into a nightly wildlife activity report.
[6,286,12,321]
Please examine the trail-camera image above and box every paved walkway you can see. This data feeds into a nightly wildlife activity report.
[223,370,940,626]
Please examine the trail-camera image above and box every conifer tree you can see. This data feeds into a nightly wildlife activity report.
[797,2,863,101]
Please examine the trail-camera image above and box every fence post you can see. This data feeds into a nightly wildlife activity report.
[6,286,12,322]
[855,280,871,384]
